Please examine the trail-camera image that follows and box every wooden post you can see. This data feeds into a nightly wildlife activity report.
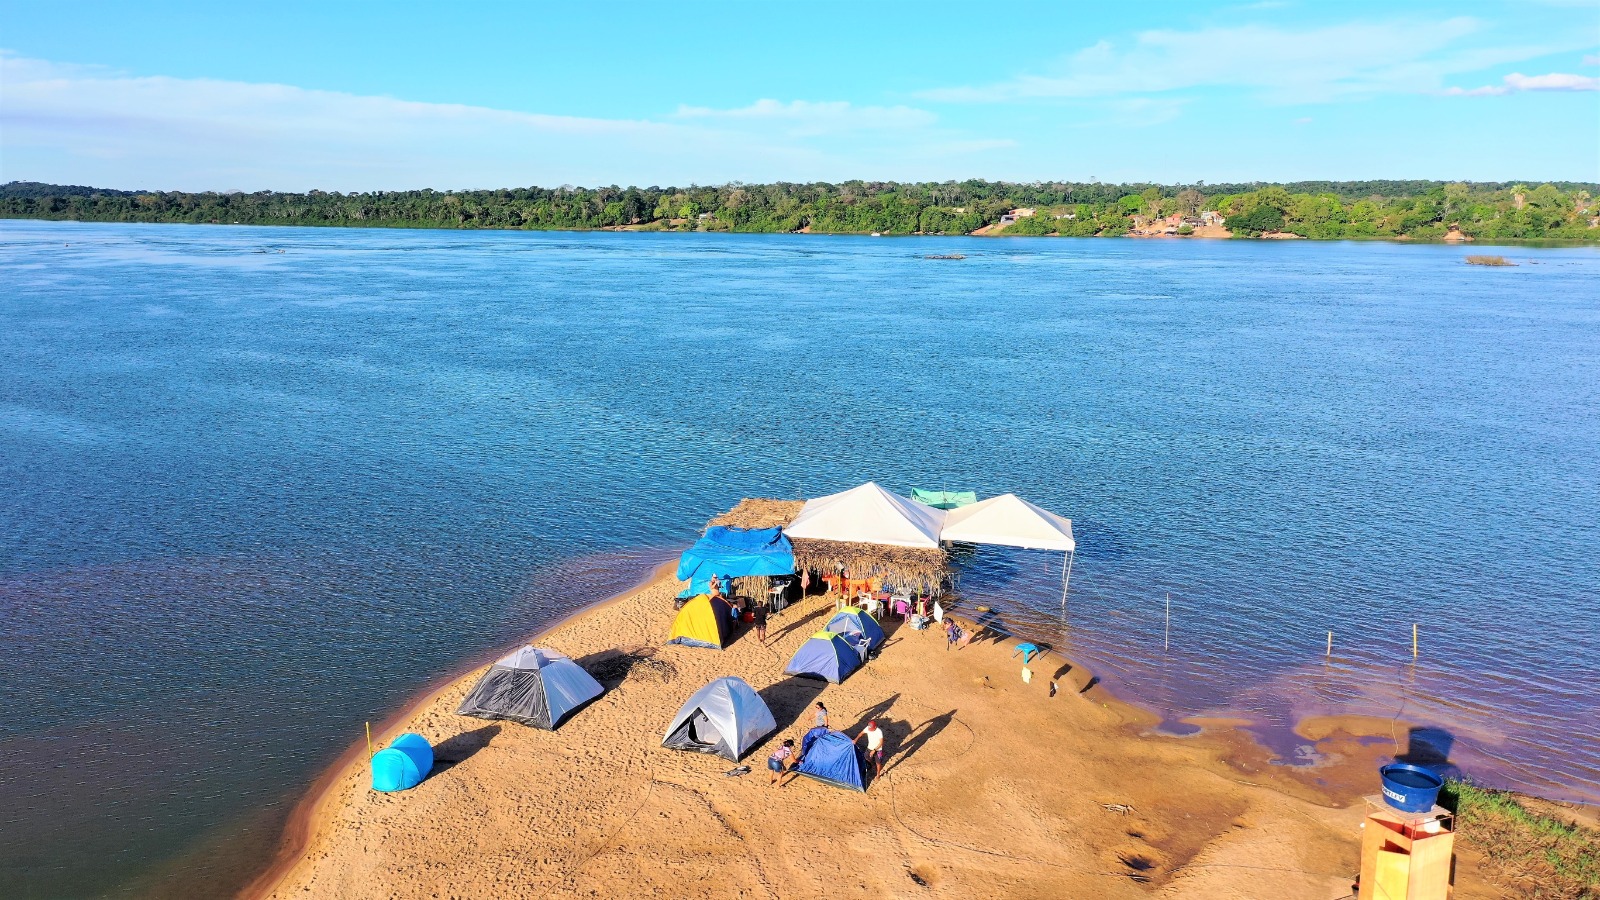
[365,721,373,759]
[1164,593,1171,651]
[1413,623,1418,659]
[1327,631,1333,657]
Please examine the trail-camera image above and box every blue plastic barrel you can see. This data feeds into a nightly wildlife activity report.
[1379,763,1443,812]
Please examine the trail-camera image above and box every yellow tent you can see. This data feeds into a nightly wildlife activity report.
[668,594,733,650]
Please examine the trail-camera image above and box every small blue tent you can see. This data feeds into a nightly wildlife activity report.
[371,732,433,792]
[794,729,866,792]
[677,526,795,598]
[826,606,886,652]
[784,631,862,684]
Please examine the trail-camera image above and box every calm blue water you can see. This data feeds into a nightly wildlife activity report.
[2,220,1597,898]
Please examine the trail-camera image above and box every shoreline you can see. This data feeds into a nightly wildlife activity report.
[237,559,679,900]
[238,560,1596,898]
[238,567,1475,899]
[7,215,1598,246]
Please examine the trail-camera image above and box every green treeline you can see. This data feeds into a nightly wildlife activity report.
[3,179,1596,241]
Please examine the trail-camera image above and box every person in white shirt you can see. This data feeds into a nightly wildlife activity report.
[857,720,885,778]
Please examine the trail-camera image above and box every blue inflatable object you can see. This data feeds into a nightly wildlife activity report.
[372,732,434,792]
[1379,763,1443,812]
[794,729,866,792]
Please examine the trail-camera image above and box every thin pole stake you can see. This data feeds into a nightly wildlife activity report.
[1412,623,1418,659]
[1326,631,1333,657]
[1164,592,1171,651]
[365,721,373,759]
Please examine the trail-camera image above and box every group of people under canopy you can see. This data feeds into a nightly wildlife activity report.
[668,481,1075,685]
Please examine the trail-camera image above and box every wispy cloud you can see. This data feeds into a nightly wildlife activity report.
[0,55,994,190]
[1583,54,1600,66]
[673,99,936,137]
[1445,71,1600,95]
[919,18,1583,104]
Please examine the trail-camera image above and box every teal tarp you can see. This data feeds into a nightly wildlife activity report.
[677,526,795,597]
[911,489,978,510]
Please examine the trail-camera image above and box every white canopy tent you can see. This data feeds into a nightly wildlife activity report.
[939,493,1077,609]
[784,481,946,548]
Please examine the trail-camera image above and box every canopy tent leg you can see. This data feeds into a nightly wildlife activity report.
[1059,548,1075,615]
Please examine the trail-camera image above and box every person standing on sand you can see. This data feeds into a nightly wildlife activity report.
[768,739,795,786]
[945,619,958,650]
[814,702,829,729]
[858,721,885,779]
[753,601,769,644]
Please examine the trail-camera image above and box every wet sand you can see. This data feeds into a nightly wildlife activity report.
[248,573,1494,899]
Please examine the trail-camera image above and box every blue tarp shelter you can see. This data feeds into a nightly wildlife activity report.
[794,729,866,792]
[677,526,796,598]
[784,631,862,684]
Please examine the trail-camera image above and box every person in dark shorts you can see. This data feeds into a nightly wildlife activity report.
[813,702,829,729]
[858,721,885,778]
[753,601,769,644]
[768,739,795,786]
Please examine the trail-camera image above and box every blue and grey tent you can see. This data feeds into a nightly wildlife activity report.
[784,631,862,684]
[677,526,796,598]
[793,729,866,792]
[825,606,886,652]
[662,676,778,761]
[457,646,605,730]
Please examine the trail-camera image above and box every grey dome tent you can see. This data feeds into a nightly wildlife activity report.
[457,646,604,730]
[661,676,777,761]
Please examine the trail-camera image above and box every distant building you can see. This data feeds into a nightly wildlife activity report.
[1200,211,1227,226]
[697,212,713,221]
[1054,212,1077,220]
[998,207,1036,226]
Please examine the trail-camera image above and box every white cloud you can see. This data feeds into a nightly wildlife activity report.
[1445,71,1600,95]
[0,55,988,191]
[919,18,1584,104]
[1579,53,1599,66]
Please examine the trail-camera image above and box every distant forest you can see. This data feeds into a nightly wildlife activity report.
[4,179,1597,241]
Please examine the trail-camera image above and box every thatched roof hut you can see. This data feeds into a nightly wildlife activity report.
[708,498,949,592]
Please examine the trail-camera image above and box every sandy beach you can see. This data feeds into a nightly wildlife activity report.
[242,563,1518,900]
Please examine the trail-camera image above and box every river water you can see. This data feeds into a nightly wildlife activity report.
[2,221,1596,898]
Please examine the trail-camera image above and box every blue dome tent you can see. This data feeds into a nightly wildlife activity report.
[676,526,795,598]
[371,732,433,792]
[783,631,862,684]
[825,607,886,652]
[794,729,866,792]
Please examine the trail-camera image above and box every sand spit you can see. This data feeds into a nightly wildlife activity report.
[253,574,1448,899]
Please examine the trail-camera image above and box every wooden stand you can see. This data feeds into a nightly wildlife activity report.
[1357,796,1454,900]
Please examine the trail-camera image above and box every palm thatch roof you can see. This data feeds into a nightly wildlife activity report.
[708,498,949,592]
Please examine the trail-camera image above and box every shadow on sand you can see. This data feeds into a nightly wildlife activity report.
[432,724,501,773]
[760,675,829,732]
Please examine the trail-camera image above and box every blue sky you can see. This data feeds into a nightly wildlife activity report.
[2,1,1597,191]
